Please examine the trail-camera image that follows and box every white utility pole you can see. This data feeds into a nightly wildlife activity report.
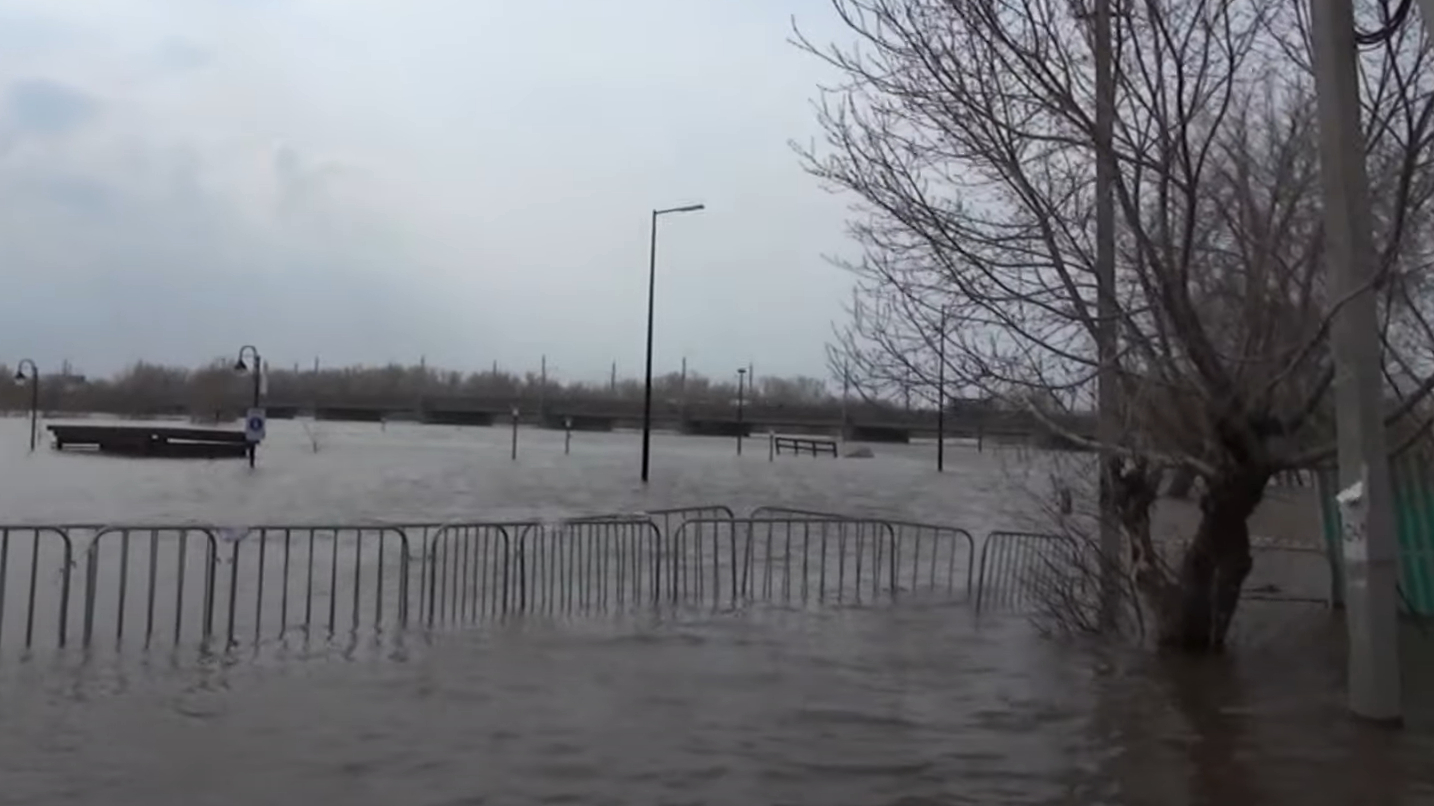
[1308,0,1402,723]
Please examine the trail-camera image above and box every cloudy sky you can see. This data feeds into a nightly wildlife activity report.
[0,0,855,383]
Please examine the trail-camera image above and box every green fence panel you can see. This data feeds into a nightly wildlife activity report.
[1315,467,1346,608]
[1315,453,1434,616]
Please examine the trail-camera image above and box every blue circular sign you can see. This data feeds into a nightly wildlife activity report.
[247,416,263,432]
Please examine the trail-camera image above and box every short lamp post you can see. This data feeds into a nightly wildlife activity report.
[736,367,747,457]
[14,359,38,452]
[234,345,262,468]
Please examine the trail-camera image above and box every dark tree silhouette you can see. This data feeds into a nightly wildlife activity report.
[799,0,1434,649]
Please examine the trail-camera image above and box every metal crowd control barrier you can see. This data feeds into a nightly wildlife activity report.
[973,530,1337,615]
[512,519,663,616]
[420,523,513,627]
[82,526,219,649]
[216,525,412,646]
[0,506,1026,660]
[974,531,1075,614]
[82,525,412,650]
[0,526,75,651]
[670,518,900,609]
[586,505,735,542]
[749,507,975,600]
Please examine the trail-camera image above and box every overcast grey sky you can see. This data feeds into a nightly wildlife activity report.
[0,0,854,384]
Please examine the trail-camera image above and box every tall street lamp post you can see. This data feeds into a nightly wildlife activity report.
[640,203,705,483]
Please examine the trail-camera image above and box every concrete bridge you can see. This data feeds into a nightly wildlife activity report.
[261,396,1092,446]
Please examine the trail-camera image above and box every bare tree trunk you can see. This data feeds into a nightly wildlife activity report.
[1165,466,1197,499]
[1159,470,1269,651]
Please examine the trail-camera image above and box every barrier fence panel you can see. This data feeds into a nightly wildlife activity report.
[748,507,976,600]
[748,506,845,520]
[512,519,662,616]
[82,527,219,650]
[421,523,512,627]
[0,527,75,652]
[0,506,1024,659]
[975,531,1076,614]
[671,518,900,609]
[974,530,1333,617]
[407,522,449,616]
[208,525,412,647]
[886,521,976,601]
[587,505,735,544]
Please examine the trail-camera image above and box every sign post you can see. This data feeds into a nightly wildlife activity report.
[245,407,266,468]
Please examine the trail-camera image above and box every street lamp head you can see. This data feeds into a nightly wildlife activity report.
[656,203,706,216]
[738,368,746,375]
[13,369,24,381]
[235,345,260,372]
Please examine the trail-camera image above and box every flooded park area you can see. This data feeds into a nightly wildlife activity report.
[0,416,1432,805]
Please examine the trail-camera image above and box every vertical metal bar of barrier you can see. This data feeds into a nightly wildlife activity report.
[145,531,159,647]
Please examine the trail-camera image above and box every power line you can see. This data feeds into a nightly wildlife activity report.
[1356,0,1415,46]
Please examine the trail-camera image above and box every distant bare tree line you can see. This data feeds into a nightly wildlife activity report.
[0,359,846,418]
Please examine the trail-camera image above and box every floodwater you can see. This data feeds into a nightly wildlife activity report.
[1,417,1433,805]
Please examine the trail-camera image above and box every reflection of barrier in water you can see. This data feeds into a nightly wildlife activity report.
[0,503,1329,659]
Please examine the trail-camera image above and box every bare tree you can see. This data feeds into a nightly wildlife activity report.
[798,0,1434,650]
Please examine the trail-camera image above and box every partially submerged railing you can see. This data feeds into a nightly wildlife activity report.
[17,505,1291,656]
[80,524,414,649]
[974,531,1074,614]
[421,522,514,627]
[670,517,899,608]
[749,506,976,601]
[514,519,663,616]
[0,526,74,650]
[969,530,1336,615]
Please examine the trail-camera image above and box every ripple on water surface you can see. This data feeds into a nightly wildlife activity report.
[4,604,1434,806]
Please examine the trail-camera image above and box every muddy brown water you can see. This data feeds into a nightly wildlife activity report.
[0,417,1431,805]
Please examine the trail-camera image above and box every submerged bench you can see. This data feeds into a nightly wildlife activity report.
[49,424,249,459]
